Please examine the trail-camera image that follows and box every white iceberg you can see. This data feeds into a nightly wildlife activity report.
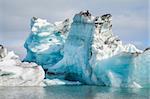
[0,46,45,86]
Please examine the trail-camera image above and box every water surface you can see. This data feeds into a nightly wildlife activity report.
[0,86,149,99]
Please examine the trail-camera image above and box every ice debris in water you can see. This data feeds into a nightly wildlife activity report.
[23,10,150,88]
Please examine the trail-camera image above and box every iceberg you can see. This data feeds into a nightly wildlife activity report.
[0,45,45,86]
[24,17,71,70]
[24,11,150,88]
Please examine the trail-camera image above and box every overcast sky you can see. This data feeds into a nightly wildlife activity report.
[0,0,149,58]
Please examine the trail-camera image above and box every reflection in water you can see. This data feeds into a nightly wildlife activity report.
[0,86,149,99]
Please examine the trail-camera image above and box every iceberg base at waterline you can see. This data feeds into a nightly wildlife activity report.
[0,45,81,86]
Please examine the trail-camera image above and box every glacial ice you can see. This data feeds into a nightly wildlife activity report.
[24,17,70,70]
[0,46,45,86]
[0,45,82,86]
[23,11,150,88]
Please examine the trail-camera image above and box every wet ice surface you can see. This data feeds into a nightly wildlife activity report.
[0,86,149,99]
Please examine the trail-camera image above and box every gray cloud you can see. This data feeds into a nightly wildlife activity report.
[1,0,148,31]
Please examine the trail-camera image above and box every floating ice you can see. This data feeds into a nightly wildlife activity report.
[24,17,71,69]
[24,11,150,88]
[0,45,45,86]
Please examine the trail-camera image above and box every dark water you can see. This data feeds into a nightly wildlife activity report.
[0,86,149,99]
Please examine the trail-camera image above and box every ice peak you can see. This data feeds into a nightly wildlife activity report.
[94,14,112,33]
[79,10,92,17]
[144,47,150,52]
[73,10,93,23]
[101,14,112,21]
[0,44,7,59]
[32,16,38,21]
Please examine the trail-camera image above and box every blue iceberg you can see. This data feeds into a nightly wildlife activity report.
[24,17,70,69]
[24,11,150,88]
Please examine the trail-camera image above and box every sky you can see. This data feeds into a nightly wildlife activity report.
[0,0,149,58]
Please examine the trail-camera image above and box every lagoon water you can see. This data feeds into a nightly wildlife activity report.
[0,86,149,99]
